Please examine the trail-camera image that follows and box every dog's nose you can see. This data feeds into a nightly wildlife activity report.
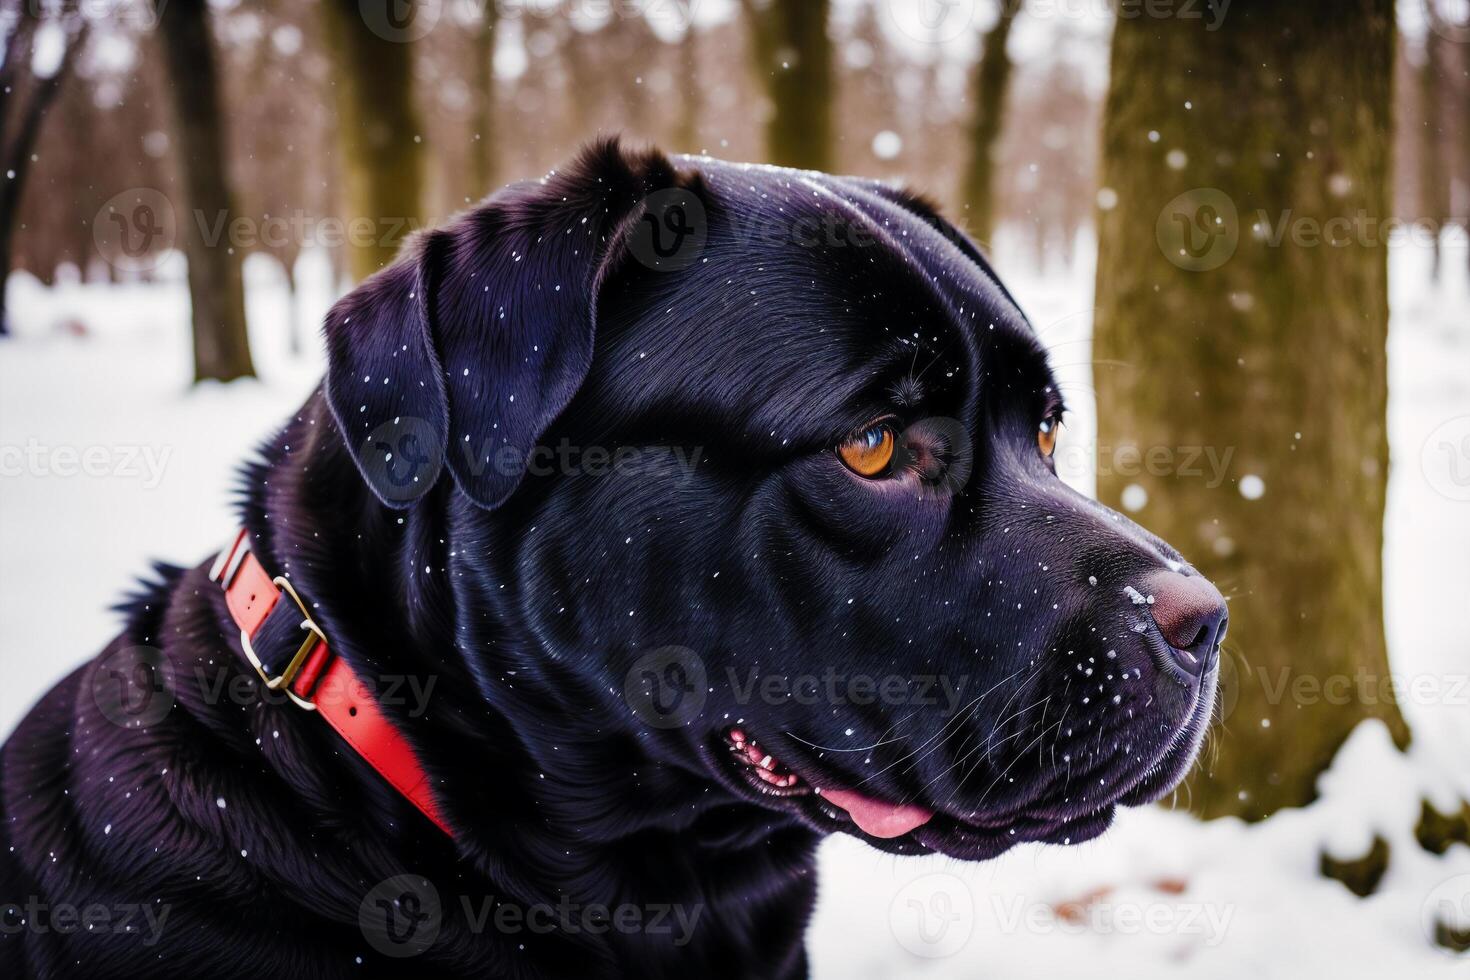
[1140,569,1227,675]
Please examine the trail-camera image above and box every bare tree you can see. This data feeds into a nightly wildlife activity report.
[0,9,87,335]
[740,0,833,171]
[470,1,499,197]
[156,0,255,381]
[1417,31,1448,282]
[958,0,1020,245]
[320,0,425,282]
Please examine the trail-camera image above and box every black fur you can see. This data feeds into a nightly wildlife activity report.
[0,141,1217,978]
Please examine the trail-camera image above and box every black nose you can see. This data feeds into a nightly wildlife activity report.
[1139,569,1227,676]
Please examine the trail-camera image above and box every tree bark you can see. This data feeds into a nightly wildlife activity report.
[320,0,425,282]
[0,14,86,336]
[741,0,833,171]
[675,16,701,154]
[958,1,1020,246]
[156,0,255,381]
[470,3,498,197]
[1093,0,1408,821]
[1417,31,1446,281]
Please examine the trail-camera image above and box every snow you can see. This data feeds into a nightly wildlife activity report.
[3,237,1468,976]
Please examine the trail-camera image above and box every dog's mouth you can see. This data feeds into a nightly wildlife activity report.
[716,676,1211,858]
[723,728,936,838]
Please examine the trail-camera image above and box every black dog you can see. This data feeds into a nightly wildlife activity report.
[0,141,1225,978]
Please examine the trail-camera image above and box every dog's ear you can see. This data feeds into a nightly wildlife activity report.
[323,140,677,509]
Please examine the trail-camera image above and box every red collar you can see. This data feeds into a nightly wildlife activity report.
[209,529,453,837]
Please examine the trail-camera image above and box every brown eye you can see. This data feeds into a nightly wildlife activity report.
[1037,418,1060,458]
[839,424,896,477]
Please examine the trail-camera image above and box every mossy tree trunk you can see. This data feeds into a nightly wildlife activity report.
[958,1,1020,246]
[741,0,833,171]
[156,0,255,381]
[1093,0,1409,821]
[321,0,425,282]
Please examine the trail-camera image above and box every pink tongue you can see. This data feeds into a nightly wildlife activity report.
[821,788,934,839]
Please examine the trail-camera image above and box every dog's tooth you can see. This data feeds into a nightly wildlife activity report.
[760,755,774,770]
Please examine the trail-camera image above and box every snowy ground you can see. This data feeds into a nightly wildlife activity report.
[3,238,1469,977]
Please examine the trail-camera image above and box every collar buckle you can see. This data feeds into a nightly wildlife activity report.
[240,575,325,712]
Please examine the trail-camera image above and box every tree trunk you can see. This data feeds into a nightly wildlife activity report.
[1093,0,1408,821]
[320,0,425,282]
[675,18,701,154]
[742,0,833,171]
[470,3,498,197]
[283,253,301,357]
[958,1,1019,246]
[0,15,86,336]
[156,0,255,382]
[1417,32,1446,282]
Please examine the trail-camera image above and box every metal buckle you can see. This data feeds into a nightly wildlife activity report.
[239,576,325,712]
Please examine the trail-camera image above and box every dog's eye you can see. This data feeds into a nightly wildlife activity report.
[838,423,897,477]
[1037,417,1060,458]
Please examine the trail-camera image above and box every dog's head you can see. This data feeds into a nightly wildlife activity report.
[322,141,1224,860]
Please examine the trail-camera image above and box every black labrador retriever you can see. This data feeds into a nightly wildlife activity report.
[0,141,1225,978]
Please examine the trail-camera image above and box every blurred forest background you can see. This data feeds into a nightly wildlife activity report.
[2,0,1470,869]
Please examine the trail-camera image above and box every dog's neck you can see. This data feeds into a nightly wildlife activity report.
[220,388,817,969]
